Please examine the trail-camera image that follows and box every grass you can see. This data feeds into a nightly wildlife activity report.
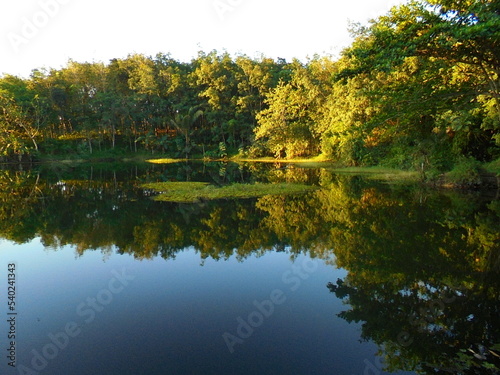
[142,182,210,191]
[324,166,420,182]
[39,150,168,164]
[145,158,187,164]
[143,158,420,185]
[141,181,317,202]
[230,154,331,164]
[146,155,332,167]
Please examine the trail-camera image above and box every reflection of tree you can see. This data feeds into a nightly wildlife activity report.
[0,170,45,242]
[0,165,331,260]
[1,166,500,375]
[1,166,498,267]
[325,187,500,374]
[329,278,500,373]
[256,193,333,260]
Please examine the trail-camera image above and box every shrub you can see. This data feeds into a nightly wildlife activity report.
[447,157,482,187]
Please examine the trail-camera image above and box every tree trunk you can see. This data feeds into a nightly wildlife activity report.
[88,137,93,154]
[31,137,38,151]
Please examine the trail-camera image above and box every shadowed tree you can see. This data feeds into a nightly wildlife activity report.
[170,107,203,158]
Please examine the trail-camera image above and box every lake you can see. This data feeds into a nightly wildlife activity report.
[0,162,498,375]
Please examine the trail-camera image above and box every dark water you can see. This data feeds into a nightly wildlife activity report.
[0,162,498,375]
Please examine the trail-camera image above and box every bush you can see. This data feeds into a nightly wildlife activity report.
[247,142,268,158]
[447,157,482,187]
[485,158,500,175]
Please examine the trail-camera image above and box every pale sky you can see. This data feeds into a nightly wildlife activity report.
[1,0,404,77]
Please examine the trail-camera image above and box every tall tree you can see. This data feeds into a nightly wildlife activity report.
[338,0,500,162]
[170,107,203,158]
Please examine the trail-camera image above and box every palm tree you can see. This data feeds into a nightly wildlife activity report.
[170,107,203,159]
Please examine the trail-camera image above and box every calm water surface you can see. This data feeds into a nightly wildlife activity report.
[0,162,498,375]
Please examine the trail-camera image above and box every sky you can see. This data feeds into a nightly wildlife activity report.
[1,0,404,77]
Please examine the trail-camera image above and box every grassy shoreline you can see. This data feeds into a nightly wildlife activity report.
[141,181,318,202]
[3,152,498,189]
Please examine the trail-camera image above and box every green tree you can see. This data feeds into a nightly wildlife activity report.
[170,107,203,158]
[254,58,332,158]
[0,75,50,159]
[338,0,500,164]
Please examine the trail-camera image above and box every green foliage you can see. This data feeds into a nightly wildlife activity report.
[254,58,333,158]
[331,0,499,168]
[485,158,500,174]
[446,156,482,186]
[170,107,203,158]
[142,181,317,202]
[218,141,228,158]
[1,0,499,170]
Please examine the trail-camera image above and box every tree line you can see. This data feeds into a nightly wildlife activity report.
[1,0,498,174]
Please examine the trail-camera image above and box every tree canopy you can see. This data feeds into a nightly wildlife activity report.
[1,0,498,174]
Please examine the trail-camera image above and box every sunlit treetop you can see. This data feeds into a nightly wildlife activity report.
[342,0,500,73]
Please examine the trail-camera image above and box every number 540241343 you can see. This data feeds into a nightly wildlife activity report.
[7,263,16,311]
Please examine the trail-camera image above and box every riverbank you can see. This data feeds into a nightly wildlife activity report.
[2,152,498,190]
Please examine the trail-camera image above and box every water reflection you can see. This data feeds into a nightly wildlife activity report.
[0,162,498,374]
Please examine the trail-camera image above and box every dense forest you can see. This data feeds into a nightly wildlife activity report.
[1,0,499,177]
